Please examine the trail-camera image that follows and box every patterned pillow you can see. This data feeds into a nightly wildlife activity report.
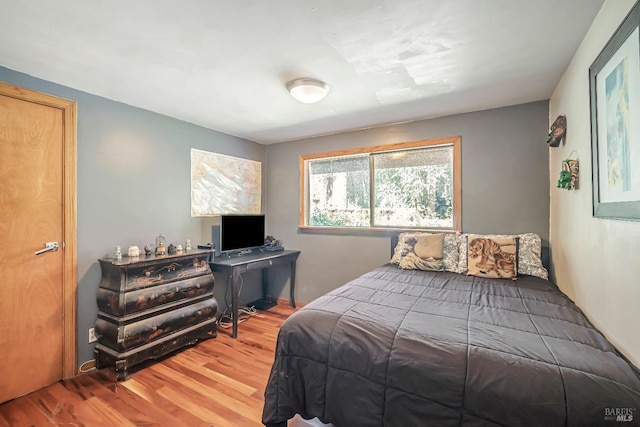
[458,233,548,279]
[398,234,445,271]
[391,232,462,273]
[466,235,518,279]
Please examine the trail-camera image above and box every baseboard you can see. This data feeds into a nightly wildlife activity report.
[277,297,306,307]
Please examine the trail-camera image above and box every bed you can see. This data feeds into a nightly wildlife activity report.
[262,233,640,426]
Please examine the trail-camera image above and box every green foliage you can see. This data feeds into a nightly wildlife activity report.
[374,164,453,226]
[310,207,369,227]
[311,208,347,226]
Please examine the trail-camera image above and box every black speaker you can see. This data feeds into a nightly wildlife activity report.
[211,225,221,257]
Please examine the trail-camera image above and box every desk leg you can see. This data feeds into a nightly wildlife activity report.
[231,268,241,338]
[262,269,268,302]
[290,259,297,308]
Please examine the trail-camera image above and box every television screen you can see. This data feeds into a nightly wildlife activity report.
[220,214,265,253]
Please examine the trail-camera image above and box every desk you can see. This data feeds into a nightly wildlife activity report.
[210,249,300,338]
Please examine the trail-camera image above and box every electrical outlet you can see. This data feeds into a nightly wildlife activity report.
[88,327,97,343]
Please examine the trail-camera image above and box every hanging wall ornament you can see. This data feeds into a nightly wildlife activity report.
[547,115,566,147]
[557,157,579,190]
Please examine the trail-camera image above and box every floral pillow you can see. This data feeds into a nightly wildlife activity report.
[391,232,462,273]
[466,235,518,279]
[458,233,548,279]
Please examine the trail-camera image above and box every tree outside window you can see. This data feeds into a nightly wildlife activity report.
[300,136,461,231]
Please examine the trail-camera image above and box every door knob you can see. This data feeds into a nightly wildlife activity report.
[35,242,59,255]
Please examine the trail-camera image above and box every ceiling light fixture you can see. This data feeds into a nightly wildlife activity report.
[287,78,330,104]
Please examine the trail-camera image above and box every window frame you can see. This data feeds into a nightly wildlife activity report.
[299,136,461,232]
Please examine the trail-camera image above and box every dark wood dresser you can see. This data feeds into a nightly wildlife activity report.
[94,249,217,380]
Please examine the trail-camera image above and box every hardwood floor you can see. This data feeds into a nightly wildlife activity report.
[0,303,297,427]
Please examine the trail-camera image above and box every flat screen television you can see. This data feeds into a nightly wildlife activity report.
[219,214,265,253]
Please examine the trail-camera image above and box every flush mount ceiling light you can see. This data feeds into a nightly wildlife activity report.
[286,78,330,104]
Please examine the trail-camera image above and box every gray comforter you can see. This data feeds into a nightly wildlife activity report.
[262,265,640,426]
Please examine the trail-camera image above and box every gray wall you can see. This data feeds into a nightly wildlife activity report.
[265,101,550,303]
[0,66,265,366]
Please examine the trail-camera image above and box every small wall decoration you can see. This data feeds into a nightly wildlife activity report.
[547,115,566,147]
[589,1,640,220]
[557,159,579,190]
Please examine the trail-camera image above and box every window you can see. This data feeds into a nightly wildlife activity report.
[300,136,461,231]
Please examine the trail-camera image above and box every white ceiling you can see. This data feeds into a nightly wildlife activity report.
[0,0,604,144]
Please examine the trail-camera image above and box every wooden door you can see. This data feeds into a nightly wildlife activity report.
[0,82,77,403]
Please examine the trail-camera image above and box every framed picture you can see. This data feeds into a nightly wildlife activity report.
[589,1,640,220]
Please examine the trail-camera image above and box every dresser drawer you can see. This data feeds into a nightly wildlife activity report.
[99,252,212,292]
[94,320,216,381]
[96,297,218,352]
[97,274,214,316]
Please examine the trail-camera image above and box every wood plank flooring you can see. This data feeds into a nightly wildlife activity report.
[0,303,297,427]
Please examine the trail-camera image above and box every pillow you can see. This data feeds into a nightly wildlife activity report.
[391,232,462,273]
[398,234,445,271]
[458,233,548,279]
[466,235,518,279]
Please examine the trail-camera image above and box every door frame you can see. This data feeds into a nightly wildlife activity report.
[0,82,77,378]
